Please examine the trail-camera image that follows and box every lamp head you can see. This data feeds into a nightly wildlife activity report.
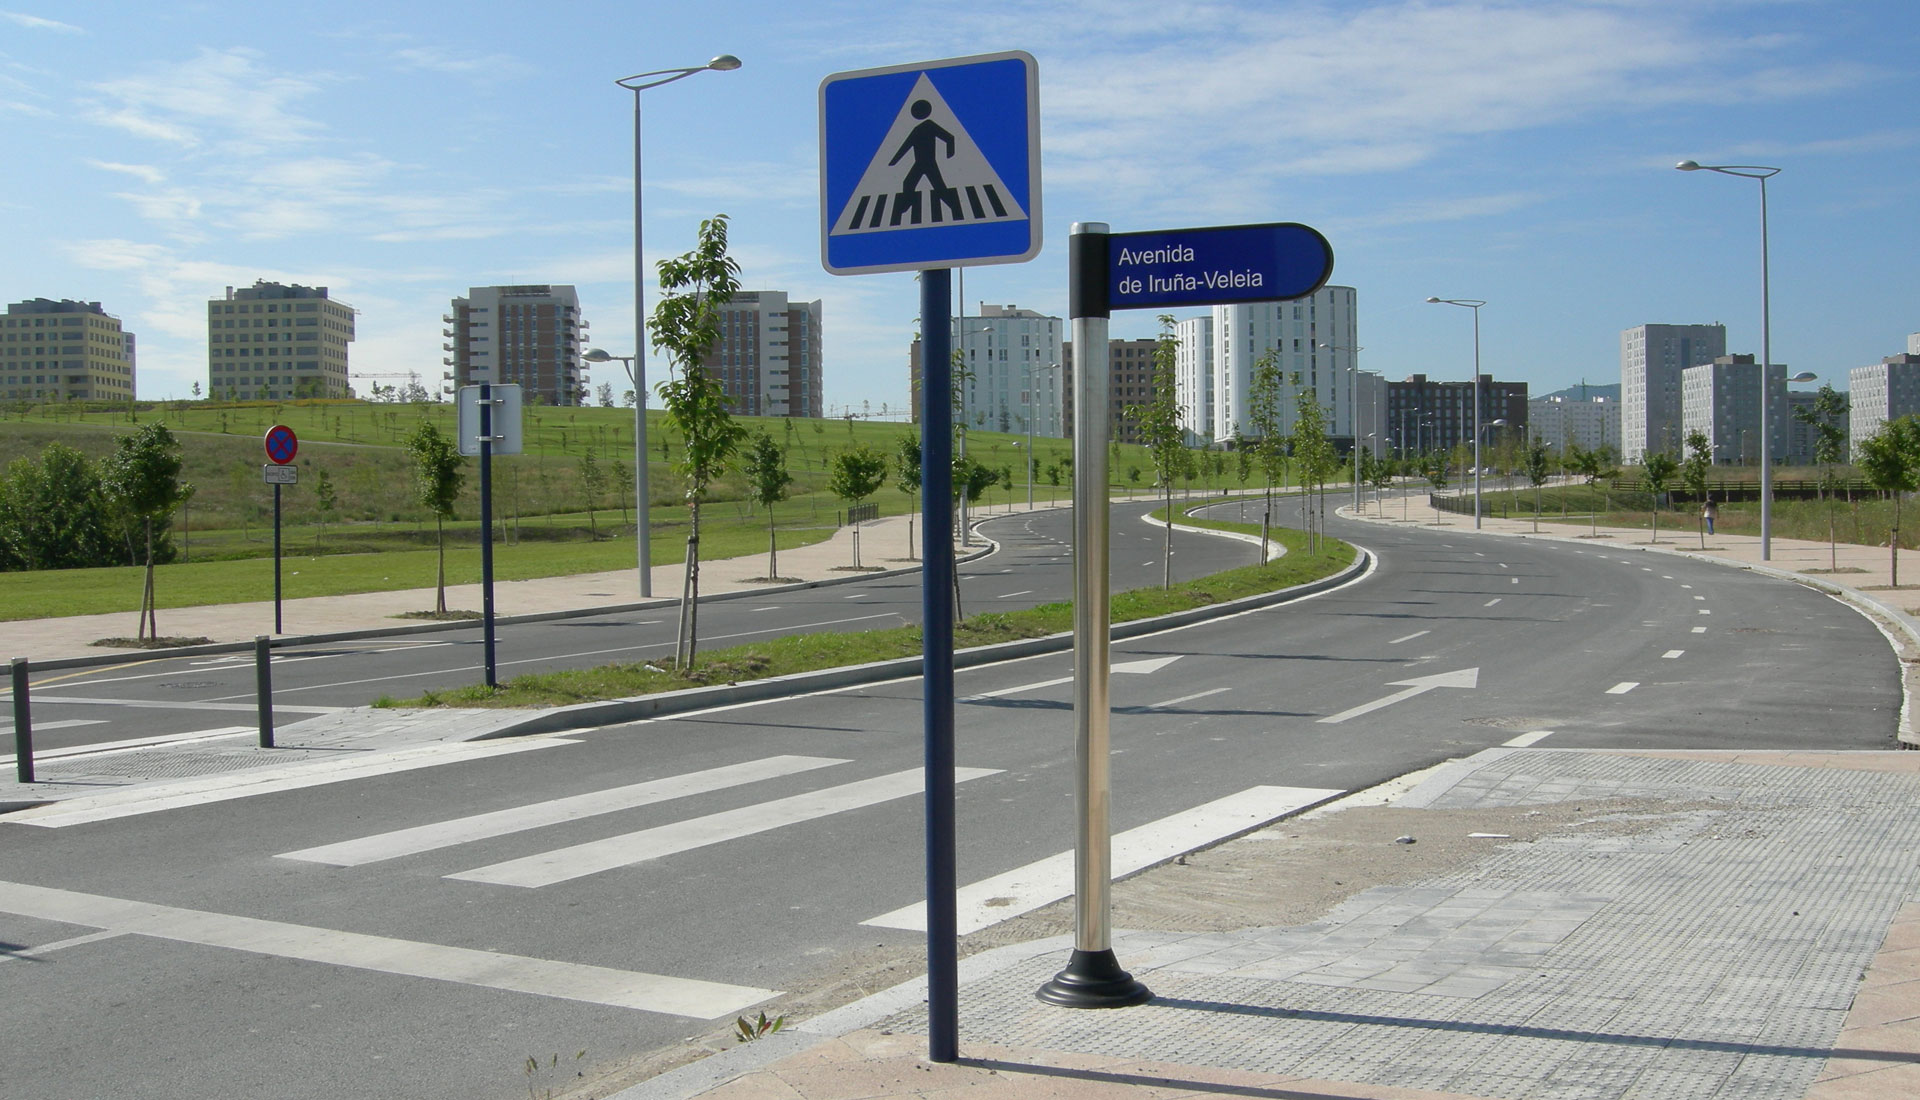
[1789,371,1818,383]
[1675,160,1702,171]
[708,55,742,71]
[1490,418,1508,427]
[1424,296,1442,303]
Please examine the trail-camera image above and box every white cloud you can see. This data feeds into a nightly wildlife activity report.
[88,160,166,184]
[85,47,328,150]
[392,45,531,80]
[2,11,83,33]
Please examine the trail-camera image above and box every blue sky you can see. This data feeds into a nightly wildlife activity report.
[4,0,1915,411]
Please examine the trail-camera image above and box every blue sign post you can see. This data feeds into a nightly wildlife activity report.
[820,50,1042,1064]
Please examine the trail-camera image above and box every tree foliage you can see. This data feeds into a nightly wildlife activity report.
[1126,316,1186,587]
[1858,415,1920,586]
[741,431,793,578]
[404,420,465,614]
[101,422,187,639]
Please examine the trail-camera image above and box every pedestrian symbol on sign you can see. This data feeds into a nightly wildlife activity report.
[830,73,1026,236]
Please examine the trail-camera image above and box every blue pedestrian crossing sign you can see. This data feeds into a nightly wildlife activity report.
[820,51,1041,275]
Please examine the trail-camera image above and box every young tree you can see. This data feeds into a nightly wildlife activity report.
[1246,349,1285,556]
[1681,430,1714,548]
[404,421,464,614]
[1291,390,1336,551]
[1126,316,1186,587]
[828,444,889,568]
[190,381,201,400]
[610,458,633,529]
[596,382,615,408]
[739,431,793,579]
[1642,450,1680,543]
[895,428,921,559]
[100,423,186,640]
[577,450,606,537]
[314,467,337,543]
[1524,437,1552,534]
[1858,416,1920,586]
[1794,384,1850,568]
[649,213,745,667]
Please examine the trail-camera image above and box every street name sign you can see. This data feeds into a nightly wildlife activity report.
[263,464,297,485]
[263,424,298,465]
[1105,222,1333,311]
[457,383,523,456]
[820,50,1040,275]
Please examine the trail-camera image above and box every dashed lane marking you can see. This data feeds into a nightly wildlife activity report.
[1388,631,1431,645]
[1607,682,1639,694]
[996,590,1034,599]
[1662,650,1684,659]
[1484,598,1502,607]
[1692,626,1707,634]
[0,880,776,1017]
[1138,687,1231,710]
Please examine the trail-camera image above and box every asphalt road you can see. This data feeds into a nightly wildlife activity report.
[0,494,1899,1100]
[14,497,1255,753]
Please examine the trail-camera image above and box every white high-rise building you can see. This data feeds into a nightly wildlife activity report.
[1199,285,1367,451]
[1174,315,1213,447]
[210,281,355,401]
[956,304,1064,437]
[1528,395,1620,455]
[1909,333,1920,356]
[1850,354,1920,459]
[1621,323,1725,463]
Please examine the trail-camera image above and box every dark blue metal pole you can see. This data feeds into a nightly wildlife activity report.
[255,635,274,748]
[479,382,497,688]
[273,483,283,634]
[920,267,958,1062]
[12,657,32,784]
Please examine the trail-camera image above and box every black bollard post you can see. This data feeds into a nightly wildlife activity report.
[255,635,274,748]
[12,657,32,784]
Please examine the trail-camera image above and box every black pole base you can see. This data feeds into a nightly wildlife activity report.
[1036,948,1152,1009]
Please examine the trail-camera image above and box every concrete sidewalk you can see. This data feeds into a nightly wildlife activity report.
[615,748,1920,1100]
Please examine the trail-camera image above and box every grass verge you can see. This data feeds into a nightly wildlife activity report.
[388,500,1354,709]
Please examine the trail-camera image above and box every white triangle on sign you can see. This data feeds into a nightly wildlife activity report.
[830,72,1027,236]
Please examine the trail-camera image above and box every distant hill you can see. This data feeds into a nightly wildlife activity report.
[1534,383,1620,403]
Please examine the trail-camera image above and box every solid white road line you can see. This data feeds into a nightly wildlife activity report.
[449,767,1001,888]
[278,755,850,867]
[1663,650,1684,659]
[5,739,572,829]
[1607,682,1639,694]
[24,695,343,714]
[862,785,1341,934]
[0,719,107,738]
[996,590,1034,599]
[1503,730,1554,748]
[0,879,775,1017]
[0,726,251,767]
[1388,630,1430,645]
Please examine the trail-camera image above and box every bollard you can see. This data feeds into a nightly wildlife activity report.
[12,657,32,784]
[255,635,274,748]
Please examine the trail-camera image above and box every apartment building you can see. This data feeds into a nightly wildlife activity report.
[1850,354,1920,458]
[1388,374,1529,457]
[208,281,354,400]
[1620,323,1725,463]
[1,298,135,402]
[447,285,584,406]
[699,290,823,418]
[1527,394,1620,455]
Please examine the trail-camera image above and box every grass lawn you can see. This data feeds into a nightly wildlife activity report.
[390,499,1355,708]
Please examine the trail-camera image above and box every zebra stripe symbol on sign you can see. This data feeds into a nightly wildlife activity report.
[830,73,1026,236]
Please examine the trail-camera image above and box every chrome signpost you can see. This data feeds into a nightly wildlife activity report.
[1043,220,1334,1009]
[820,50,1041,1063]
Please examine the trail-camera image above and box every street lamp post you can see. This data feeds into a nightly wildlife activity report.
[584,349,644,595]
[615,54,740,596]
[1319,342,1365,514]
[1675,158,1789,558]
[1427,298,1488,528]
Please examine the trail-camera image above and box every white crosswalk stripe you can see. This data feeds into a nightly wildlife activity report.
[278,755,849,866]
[449,767,1000,888]
[863,785,1340,934]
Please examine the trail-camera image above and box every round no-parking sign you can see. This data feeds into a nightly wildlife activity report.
[264,424,298,465]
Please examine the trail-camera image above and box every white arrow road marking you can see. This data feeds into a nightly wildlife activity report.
[862,785,1341,934]
[1318,667,1480,724]
[278,755,849,867]
[965,656,1183,701]
[449,767,1001,888]
[0,880,775,1017]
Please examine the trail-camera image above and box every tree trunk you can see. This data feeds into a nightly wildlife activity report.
[678,501,702,667]
[434,513,446,613]
[141,516,156,640]
[1162,482,1173,589]
[768,507,778,580]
